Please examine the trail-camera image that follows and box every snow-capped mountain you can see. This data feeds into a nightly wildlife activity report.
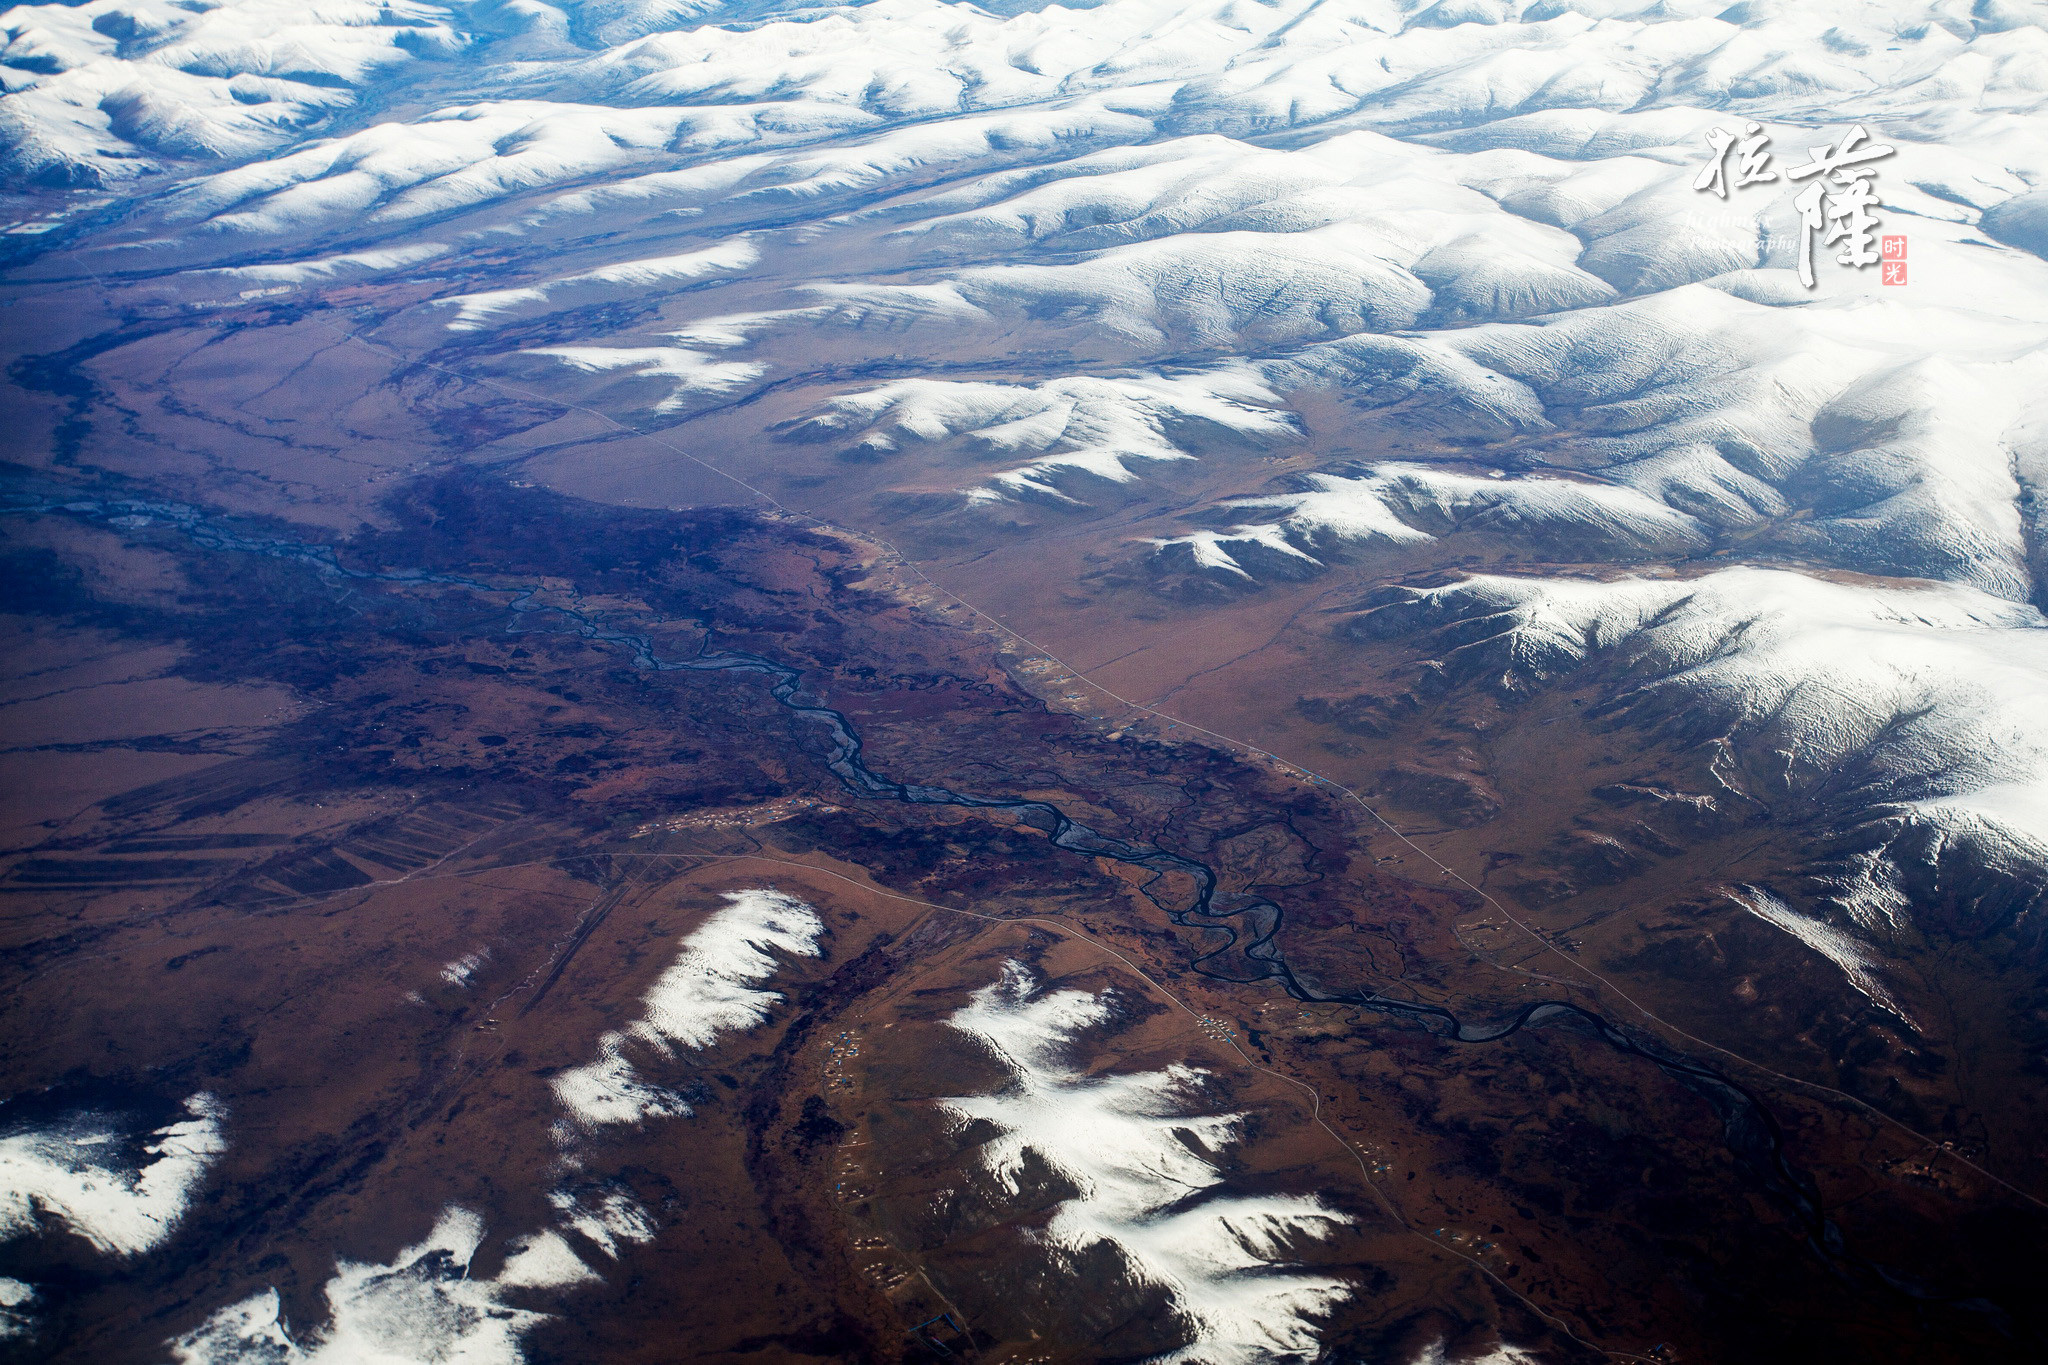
[19,0,2035,994]
[5,0,2046,1359]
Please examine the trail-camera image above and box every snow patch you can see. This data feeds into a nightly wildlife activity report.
[496,1230,599,1290]
[552,889,823,1128]
[1409,1342,1546,1365]
[545,1188,656,1259]
[1725,885,1911,1021]
[435,239,759,333]
[943,962,1350,1364]
[549,1034,696,1129]
[0,1093,225,1258]
[508,345,766,416]
[168,1206,581,1365]
[0,1277,35,1341]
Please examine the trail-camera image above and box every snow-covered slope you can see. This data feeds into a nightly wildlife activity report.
[170,1207,595,1365]
[31,0,2032,581]
[0,0,468,187]
[943,962,1350,1365]
[552,888,822,1129]
[1353,566,2048,968]
[0,1094,226,1346]
[0,1093,224,1258]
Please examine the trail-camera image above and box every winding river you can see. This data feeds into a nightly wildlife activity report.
[3,482,1975,1314]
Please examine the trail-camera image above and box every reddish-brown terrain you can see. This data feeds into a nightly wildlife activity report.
[0,472,2038,1364]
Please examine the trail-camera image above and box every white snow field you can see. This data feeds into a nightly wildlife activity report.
[0,1277,34,1341]
[168,1207,596,1365]
[551,887,823,1128]
[0,1094,226,1345]
[0,1093,225,1258]
[943,962,1351,1364]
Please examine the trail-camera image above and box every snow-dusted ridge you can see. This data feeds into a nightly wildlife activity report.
[0,1092,225,1259]
[1357,567,2048,949]
[552,887,823,1129]
[1726,884,1912,1022]
[943,962,1351,1364]
[171,889,819,1364]
[432,237,757,332]
[787,370,1297,502]
[1154,462,1710,578]
[169,1206,597,1365]
[0,0,467,188]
